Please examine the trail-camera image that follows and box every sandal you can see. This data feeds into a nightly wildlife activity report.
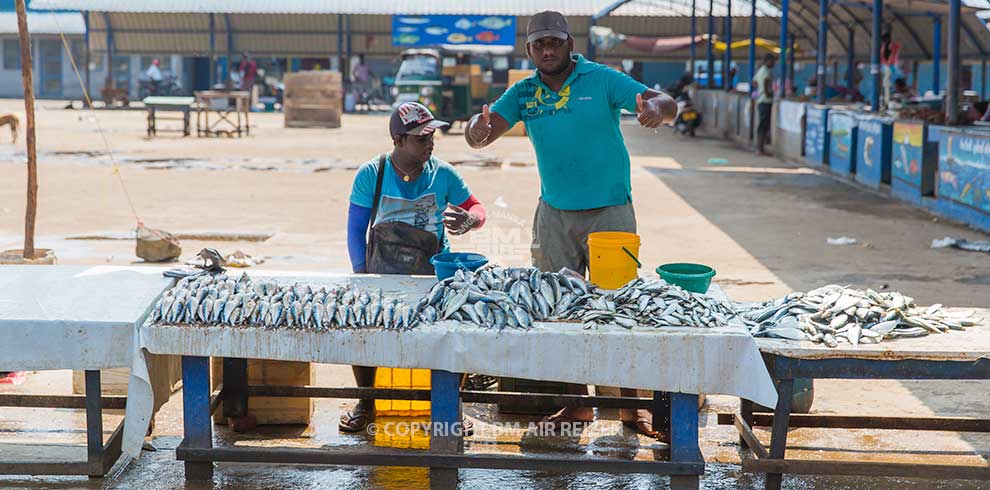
[622,419,659,439]
[339,409,375,433]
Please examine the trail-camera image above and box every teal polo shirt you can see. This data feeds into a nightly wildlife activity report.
[491,54,648,211]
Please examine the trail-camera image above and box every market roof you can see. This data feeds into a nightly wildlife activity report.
[28,0,771,16]
[0,11,83,34]
[26,0,990,60]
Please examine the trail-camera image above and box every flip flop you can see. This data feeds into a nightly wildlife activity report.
[621,419,659,439]
[339,410,375,433]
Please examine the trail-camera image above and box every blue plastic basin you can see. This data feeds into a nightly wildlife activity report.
[429,252,489,281]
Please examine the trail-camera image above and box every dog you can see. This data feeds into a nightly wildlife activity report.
[0,114,19,143]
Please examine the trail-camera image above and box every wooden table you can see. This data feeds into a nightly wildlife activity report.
[719,313,990,490]
[143,96,195,137]
[194,90,250,138]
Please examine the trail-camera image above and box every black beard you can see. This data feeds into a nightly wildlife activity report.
[541,56,572,76]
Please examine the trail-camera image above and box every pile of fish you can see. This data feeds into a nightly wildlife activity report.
[563,277,737,329]
[421,266,592,329]
[150,273,421,330]
[737,285,982,347]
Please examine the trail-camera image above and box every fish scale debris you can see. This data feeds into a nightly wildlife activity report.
[736,284,982,346]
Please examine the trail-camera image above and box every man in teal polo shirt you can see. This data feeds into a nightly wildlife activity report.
[465,11,677,439]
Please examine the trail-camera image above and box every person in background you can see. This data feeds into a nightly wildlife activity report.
[880,31,902,108]
[145,58,163,95]
[239,52,258,104]
[752,53,776,155]
[892,78,916,102]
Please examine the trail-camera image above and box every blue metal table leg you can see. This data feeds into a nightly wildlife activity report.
[765,378,794,490]
[670,392,701,490]
[182,356,214,481]
[429,369,462,489]
[84,370,104,477]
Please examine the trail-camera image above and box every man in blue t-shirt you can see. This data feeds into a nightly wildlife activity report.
[465,11,677,440]
[341,102,486,433]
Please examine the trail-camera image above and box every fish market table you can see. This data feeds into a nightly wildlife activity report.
[122,272,778,489]
[195,90,250,138]
[719,312,990,490]
[143,96,195,137]
[0,266,172,476]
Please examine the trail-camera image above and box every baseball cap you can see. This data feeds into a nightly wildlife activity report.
[527,10,569,43]
[389,102,449,139]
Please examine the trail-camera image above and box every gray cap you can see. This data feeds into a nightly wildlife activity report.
[389,102,449,139]
[526,10,569,43]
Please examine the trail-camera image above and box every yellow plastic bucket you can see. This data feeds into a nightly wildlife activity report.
[587,231,641,289]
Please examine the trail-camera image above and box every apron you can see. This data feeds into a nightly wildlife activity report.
[365,154,441,275]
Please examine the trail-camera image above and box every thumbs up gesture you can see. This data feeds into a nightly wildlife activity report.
[636,93,663,129]
[467,104,493,145]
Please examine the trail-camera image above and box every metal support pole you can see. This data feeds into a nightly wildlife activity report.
[337,14,344,75]
[182,356,214,480]
[982,59,987,99]
[846,27,855,91]
[84,370,103,476]
[706,0,715,88]
[748,0,756,83]
[103,13,113,89]
[346,14,353,95]
[588,17,596,60]
[723,0,733,90]
[817,0,828,104]
[870,0,882,111]
[690,0,697,76]
[933,16,941,96]
[83,11,90,106]
[208,13,215,88]
[788,34,795,94]
[225,14,234,89]
[430,370,462,489]
[778,0,790,98]
[946,0,960,124]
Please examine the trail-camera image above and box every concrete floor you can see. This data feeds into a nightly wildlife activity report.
[0,100,989,489]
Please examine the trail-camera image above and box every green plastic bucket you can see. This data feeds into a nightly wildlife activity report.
[656,263,716,293]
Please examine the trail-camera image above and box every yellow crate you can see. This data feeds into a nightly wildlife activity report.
[374,367,431,416]
[372,416,430,450]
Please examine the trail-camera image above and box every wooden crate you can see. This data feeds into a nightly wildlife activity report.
[211,358,314,425]
[72,368,130,395]
[283,71,342,129]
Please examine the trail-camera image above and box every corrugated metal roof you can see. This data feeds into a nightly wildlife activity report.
[0,11,83,34]
[29,0,780,17]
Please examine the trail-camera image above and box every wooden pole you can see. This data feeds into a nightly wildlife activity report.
[15,0,37,259]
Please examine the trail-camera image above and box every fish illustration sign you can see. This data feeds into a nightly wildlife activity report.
[392,15,516,47]
[937,132,990,214]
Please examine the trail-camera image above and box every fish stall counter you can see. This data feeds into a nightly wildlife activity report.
[0,265,180,476]
[720,308,990,490]
[120,271,778,488]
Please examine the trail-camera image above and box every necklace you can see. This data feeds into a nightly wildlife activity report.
[391,161,422,182]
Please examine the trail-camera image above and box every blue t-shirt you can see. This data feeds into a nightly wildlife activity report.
[349,154,472,250]
[491,54,648,211]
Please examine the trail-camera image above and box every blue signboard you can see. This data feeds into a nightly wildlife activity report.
[855,115,892,189]
[828,111,857,176]
[392,15,516,47]
[937,132,990,214]
[804,105,829,167]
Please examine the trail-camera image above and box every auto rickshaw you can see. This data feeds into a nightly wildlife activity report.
[392,45,512,130]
